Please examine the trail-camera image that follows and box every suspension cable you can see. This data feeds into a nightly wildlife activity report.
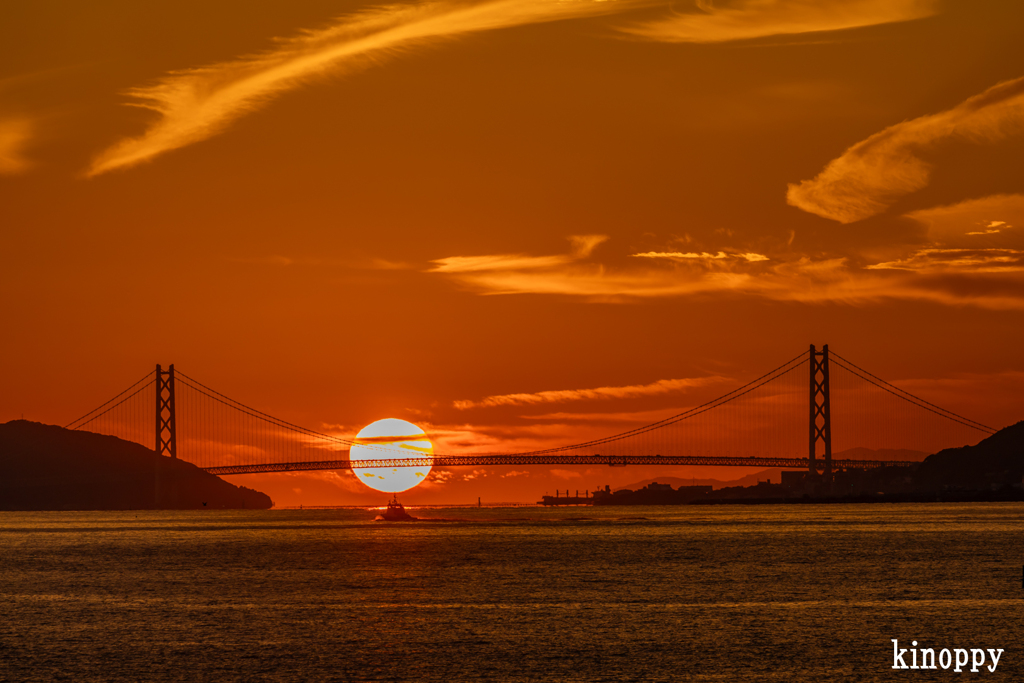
[65,371,154,429]
[830,355,994,434]
[175,373,409,457]
[174,375,353,446]
[178,352,807,458]
[831,351,993,430]
[67,379,155,431]
[504,351,809,456]
[68,346,994,467]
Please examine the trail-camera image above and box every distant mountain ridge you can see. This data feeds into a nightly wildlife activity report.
[0,420,272,510]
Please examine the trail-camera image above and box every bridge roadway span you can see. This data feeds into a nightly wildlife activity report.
[202,454,919,476]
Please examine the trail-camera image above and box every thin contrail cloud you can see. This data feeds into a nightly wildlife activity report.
[454,376,728,409]
[87,0,652,177]
[623,0,937,43]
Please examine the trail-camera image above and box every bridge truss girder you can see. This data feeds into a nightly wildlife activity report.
[202,454,917,477]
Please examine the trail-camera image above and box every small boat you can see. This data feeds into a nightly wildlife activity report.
[380,495,416,521]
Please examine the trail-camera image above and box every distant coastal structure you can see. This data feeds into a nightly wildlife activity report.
[540,483,714,506]
[538,488,594,506]
[592,482,714,506]
[537,421,1024,506]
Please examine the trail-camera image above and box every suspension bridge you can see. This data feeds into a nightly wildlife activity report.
[64,345,996,484]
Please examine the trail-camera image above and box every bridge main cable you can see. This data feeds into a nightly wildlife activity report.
[176,351,811,463]
[64,371,155,430]
[468,350,810,457]
[828,352,995,434]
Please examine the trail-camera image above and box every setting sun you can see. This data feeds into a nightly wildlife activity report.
[349,419,433,493]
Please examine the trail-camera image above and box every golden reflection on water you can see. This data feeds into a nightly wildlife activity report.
[1,504,1021,681]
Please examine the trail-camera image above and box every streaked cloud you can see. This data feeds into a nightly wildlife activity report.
[425,470,455,485]
[354,432,431,445]
[429,235,1024,309]
[87,0,652,176]
[431,235,607,273]
[521,407,689,422]
[430,238,760,299]
[625,0,937,43]
[967,222,1005,236]
[229,254,413,269]
[634,250,768,263]
[903,194,1024,245]
[430,236,782,300]
[0,117,33,175]
[866,248,1024,274]
[787,77,1024,223]
[269,469,373,494]
[419,421,580,454]
[454,376,726,409]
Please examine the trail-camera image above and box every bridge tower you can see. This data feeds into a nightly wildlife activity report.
[155,364,177,458]
[808,345,832,484]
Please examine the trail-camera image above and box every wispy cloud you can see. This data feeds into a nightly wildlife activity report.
[419,421,580,454]
[624,0,937,43]
[454,376,726,409]
[229,254,414,269]
[87,0,652,176]
[354,432,432,445]
[866,248,1024,274]
[787,76,1024,223]
[967,222,1005,236]
[521,407,690,421]
[634,250,768,263]
[429,235,1024,309]
[0,117,33,175]
[903,194,1024,245]
[431,235,607,273]
[432,235,797,300]
[430,237,764,299]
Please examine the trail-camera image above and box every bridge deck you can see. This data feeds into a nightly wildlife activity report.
[202,454,919,476]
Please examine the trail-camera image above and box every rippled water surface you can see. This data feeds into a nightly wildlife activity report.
[1,504,1021,681]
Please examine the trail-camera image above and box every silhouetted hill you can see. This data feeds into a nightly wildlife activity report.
[916,420,1024,492]
[0,421,273,510]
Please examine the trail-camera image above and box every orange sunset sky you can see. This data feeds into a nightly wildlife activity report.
[2,0,1023,506]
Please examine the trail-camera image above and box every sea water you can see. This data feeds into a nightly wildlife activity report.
[0,504,1021,681]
